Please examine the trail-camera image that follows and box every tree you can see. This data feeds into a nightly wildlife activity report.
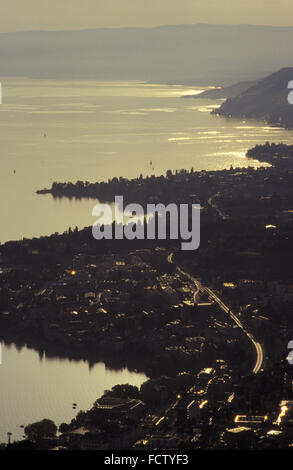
[24,419,57,442]
[103,384,139,399]
[6,440,34,451]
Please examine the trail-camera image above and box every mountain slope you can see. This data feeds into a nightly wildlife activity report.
[1,25,293,84]
[214,67,293,128]
[183,80,258,99]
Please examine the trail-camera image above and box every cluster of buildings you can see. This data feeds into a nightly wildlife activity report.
[0,245,249,378]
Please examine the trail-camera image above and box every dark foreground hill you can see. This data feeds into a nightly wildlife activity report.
[214,67,293,128]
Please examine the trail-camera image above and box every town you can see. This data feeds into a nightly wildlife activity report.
[1,143,293,449]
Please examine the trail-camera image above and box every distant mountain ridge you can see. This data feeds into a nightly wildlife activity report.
[1,24,293,84]
[213,67,293,128]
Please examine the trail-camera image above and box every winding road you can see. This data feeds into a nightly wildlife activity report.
[168,252,264,375]
[207,193,229,220]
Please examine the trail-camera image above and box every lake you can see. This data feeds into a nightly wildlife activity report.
[1,79,292,244]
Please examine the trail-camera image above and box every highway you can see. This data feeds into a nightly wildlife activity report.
[168,252,263,375]
[207,193,229,220]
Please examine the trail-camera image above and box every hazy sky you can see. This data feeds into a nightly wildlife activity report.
[1,0,293,32]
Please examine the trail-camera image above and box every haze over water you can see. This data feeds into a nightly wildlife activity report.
[1,78,292,244]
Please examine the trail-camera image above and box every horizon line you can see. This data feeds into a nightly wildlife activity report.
[1,22,293,34]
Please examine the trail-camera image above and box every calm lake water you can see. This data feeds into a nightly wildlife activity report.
[0,343,147,443]
[1,78,293,244]
[0,79,293,444]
